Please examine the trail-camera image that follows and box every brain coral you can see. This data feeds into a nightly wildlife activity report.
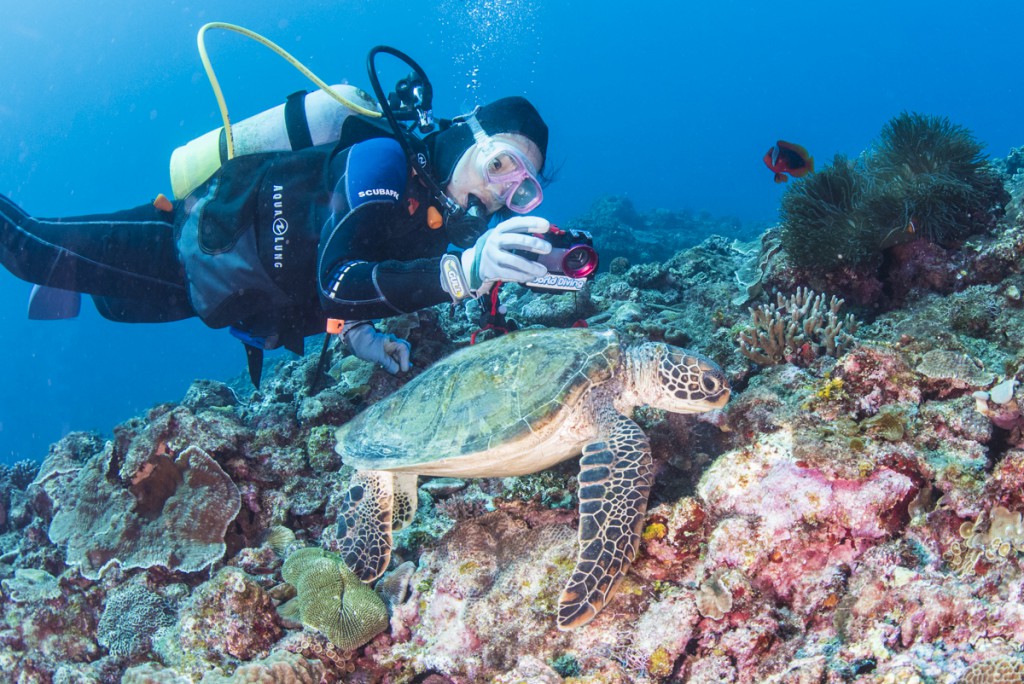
[279,547,388,651]
[959,655,1024,684]
[97,581,176,658]
[47,444,240,579]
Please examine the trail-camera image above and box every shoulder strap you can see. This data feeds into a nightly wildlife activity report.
[284,90,315,150]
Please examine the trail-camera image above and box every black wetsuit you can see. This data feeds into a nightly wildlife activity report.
[0,136,453,351]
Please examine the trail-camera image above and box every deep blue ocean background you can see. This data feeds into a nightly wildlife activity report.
[1,0,1023,464]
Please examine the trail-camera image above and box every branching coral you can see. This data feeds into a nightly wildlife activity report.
[737,286,860,366]
[0,569,61,603]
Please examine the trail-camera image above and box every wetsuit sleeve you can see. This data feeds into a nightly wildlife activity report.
[317,138,449,320]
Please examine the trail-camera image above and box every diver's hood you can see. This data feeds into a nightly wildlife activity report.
[428,96,549,186]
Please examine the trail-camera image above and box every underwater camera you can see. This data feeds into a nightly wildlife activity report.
[521,226,599,292]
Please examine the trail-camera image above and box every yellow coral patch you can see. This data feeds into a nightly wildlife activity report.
[642,522,668,541]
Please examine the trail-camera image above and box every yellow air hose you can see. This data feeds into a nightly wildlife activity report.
[195,21,382,161]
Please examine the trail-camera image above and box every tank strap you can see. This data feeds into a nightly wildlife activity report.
[285,90,314,150]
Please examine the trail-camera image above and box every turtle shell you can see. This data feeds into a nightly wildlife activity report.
[336,327,620,471]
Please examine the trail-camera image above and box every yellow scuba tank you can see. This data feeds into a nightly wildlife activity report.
[169,23,384,199]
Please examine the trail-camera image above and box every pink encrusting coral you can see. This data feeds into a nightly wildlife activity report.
[697,429,917,604]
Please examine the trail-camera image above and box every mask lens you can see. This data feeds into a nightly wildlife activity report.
[486,151,524,180]
[506,177,542,213]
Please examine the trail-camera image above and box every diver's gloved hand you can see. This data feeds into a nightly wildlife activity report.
[344,321,411,374]
[461,216,552,294]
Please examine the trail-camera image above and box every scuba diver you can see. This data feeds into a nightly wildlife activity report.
[0,86,553,385]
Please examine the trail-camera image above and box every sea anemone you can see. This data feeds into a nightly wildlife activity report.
[779,112,1007,270]
[779,155,873,269]
[866,112,1006,246]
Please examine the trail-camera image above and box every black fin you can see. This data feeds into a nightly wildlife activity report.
[244,345,264,388]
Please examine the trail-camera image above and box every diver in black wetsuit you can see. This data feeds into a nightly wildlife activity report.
[0,96,555,382]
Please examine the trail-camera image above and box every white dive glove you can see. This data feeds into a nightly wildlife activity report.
[343,321,411,374]
[460,216,552,295]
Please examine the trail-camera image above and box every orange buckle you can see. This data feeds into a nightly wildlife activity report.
[326,318,345,335]
[427,205,443,229]
[153,193,174,212]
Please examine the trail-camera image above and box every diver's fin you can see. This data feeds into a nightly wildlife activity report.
[244,345,264,388]
[28,285,81,320]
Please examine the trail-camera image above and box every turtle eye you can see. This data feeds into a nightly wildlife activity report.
[702,375,721,394]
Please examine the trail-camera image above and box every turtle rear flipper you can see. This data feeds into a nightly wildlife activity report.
[337,470,397,582]
[558,411,653,630]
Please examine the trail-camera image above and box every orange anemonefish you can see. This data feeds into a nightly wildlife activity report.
[764,140,815,183]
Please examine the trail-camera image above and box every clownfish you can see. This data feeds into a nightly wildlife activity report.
[764,140,815,183]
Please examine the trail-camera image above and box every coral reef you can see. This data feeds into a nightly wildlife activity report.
[6,135,1024,682]
[773,112,1009,309]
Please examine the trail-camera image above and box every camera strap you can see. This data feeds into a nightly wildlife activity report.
[470,283,517,344]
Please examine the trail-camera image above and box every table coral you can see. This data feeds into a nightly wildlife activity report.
[45,444,240,579]
[917,350,997,396]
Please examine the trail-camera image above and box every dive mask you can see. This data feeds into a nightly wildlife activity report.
[467,113,543,214]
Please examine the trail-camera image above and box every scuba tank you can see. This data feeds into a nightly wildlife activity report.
[171,23,461,230]
[168,23,385,200]
[170,83,380,199]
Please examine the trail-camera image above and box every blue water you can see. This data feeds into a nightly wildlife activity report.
[1,1,1022,463]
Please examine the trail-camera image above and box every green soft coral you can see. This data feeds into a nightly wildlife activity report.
[279,548,388,651]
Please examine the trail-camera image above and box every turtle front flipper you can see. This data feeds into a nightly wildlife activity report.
[559,411,653,630]
[391,472,419,532]
[337,470,399,582]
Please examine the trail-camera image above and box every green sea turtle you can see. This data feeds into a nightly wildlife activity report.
[334,327,730,629]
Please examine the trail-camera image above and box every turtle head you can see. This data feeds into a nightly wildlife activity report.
[629,343,730,414]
